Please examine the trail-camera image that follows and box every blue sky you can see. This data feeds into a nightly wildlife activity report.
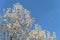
[0,0,60,40]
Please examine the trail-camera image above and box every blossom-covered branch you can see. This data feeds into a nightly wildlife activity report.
[0,3,56,40]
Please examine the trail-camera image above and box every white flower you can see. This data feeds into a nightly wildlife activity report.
[4,19,7,22]
[7,24,11,28]
[51,32,56,40]
[13,20,20,27]
[14,3,23,10]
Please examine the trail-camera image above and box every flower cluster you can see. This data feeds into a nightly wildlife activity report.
[0,3,56,40]
[28,24,56,40]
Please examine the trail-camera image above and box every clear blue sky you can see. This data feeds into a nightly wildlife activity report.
[0,0,60,40]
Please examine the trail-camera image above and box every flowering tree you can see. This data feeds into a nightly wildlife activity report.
[0,3,56,40]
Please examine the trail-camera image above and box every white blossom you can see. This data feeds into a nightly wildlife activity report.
[0,3,56,40]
